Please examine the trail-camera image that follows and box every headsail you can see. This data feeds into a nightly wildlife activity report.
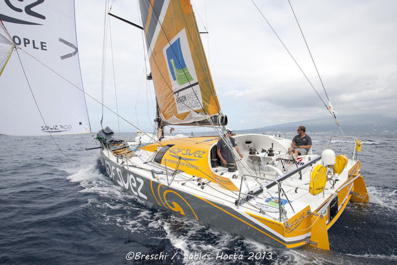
[0,20,14,76]
[0,1,90,136]
[139,0,224,126]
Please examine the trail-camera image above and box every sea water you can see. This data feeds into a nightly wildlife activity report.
[0,130,396,264]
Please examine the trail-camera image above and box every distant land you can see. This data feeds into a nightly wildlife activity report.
[238,114,397,134]
[90,114,396,136]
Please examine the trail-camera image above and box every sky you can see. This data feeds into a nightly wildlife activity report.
[75,0,397,133]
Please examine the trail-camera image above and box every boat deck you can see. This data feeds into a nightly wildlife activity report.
[105,143,353,222]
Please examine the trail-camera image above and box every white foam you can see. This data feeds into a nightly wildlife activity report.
[242,237,273,252]
[346,253,397,261]
[368,186,397,211]
[162,216,262,264]
[64,155,103,185]
[162,218,189,250]
[147,218,163,229]
[63,156,135,202]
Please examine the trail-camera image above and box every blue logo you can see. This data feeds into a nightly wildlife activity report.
[265,197,288,207]
[165,38,193,85]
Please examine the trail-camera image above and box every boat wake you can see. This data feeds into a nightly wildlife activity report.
[346,253,397,262]
[368,186,397,211]
[59,153,397,264]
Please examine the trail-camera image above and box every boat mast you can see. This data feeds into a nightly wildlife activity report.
[155,99,165,141]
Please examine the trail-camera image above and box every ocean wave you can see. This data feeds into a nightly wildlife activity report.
[329,139,378,145]
[367,186,397,211]
[162,218,243,265]
[346,253,397,262]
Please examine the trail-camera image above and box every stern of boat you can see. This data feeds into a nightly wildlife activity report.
[233,134,369,250]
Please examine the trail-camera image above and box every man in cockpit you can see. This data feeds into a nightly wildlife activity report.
[217,128,243,168]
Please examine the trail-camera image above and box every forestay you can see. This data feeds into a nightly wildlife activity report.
[139,0,222,125]
[0,0,90,136]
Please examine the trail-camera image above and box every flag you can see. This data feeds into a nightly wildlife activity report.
[328,102,337,115]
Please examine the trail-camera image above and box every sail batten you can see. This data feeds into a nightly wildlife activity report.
[139,0,224,126]
[0,1,91,136]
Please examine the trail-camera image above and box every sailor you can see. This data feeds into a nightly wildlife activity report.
[288,126,312,159]
[217,128,243,169]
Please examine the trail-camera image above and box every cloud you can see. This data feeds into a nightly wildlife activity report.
[75,0,397,132]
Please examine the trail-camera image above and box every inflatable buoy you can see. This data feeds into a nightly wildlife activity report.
[334,155,348,175]
[310,165,327,195]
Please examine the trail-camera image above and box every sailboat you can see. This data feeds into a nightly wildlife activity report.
[95,0,370,250]
[0,0,369,250]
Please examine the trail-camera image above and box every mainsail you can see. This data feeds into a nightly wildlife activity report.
[139,0,223,125]
[0,1,90,136]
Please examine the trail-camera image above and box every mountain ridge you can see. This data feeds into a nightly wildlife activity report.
[238,114,397,133]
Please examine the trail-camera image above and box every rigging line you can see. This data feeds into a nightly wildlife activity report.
[14,47,72,160]
[192,2,209,33]
[153,0,207,115]
[144,0,211,118]
[142,149,230,192]
[286,1,340,126]
[100,0,110,129]
[288,0,345,130]
[133,70,144,128]
[200,184,240,202]
[140,134,241,193]
[199,115,242,174]
[139,2,151,79]
[154,134,250,193]
[0,48,13,76]
[251,0,329,110]
[138,10,155,131]
[200,0,211,67]
[287,2,343,129]
[146,80,155,129]
[0,19,15,76]
[206,119,255,177]
[183,158,242,194]
[17,48,158,144]
[204,0,211,66]
[108,16,121,133]
[218,127,256,176]
[139,1,151,84]
[177,1,221,114]
[288,0,329,101]
[140,1,192,115]
[148,79,156,117]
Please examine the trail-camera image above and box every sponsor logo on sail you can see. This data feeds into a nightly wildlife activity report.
[166,38,194,86]
[0,1,77,59]
[41,124,72,133]
[163,29,203,114]
[0,0,46,25]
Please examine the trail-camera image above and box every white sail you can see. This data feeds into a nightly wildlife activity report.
[0,0,90,136]
[0,20,14,76]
